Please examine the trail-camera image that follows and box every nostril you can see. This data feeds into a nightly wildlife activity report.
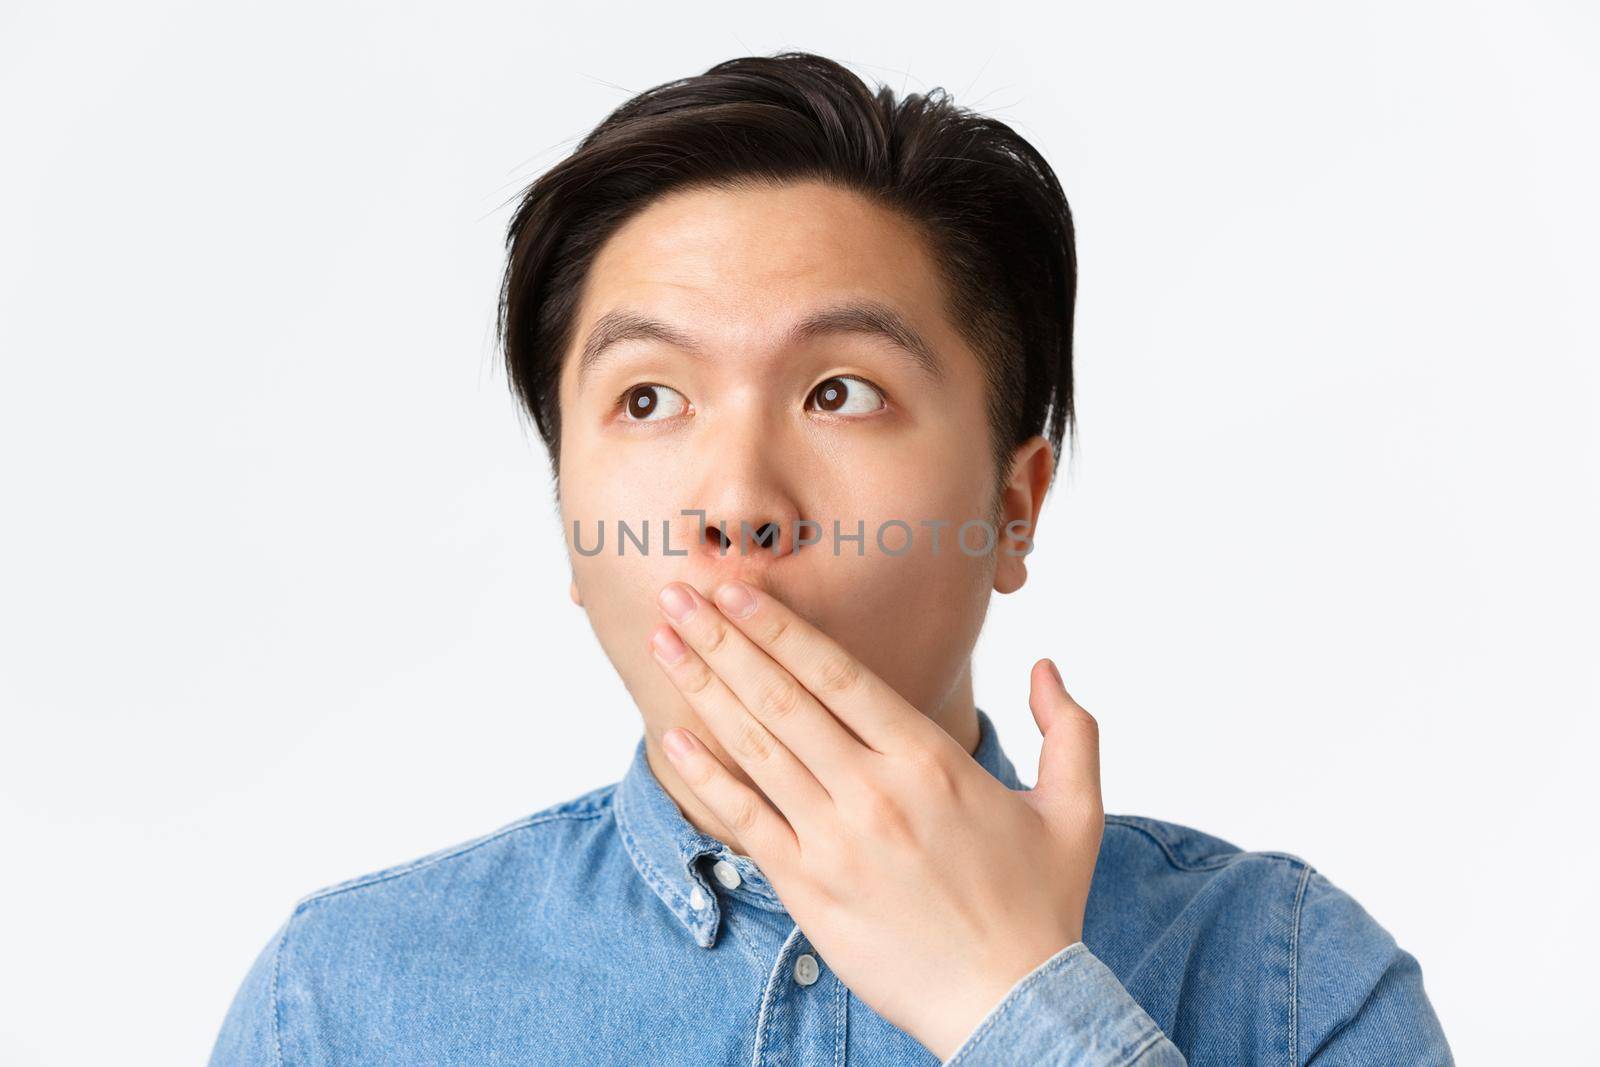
[703,521,781,554]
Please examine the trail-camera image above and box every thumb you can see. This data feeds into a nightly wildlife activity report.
[1028,658,1103,807]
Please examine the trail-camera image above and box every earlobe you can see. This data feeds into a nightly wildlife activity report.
[992,435,1052,595]
[993,558,1027,595]
[569,579,583,606]
[993,521,1031,594]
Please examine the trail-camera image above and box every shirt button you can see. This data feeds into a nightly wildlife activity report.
[688,885,708,910]
[712,859,742,889]
[794,953,820,986]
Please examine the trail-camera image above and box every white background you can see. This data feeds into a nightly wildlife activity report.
[2,3,1595,1063]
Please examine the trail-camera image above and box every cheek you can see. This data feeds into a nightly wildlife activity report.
[567,529,676,629]
[564,548,688,712]
[560,481,679,647]
[805,510,994,713]
[837,415,994,524]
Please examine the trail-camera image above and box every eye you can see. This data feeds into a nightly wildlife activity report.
[620,383,688,422]
[808,375,886,416]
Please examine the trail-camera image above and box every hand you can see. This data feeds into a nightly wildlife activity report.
[647,578,1105,1063]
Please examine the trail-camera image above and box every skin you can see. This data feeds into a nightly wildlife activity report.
[652,582,1103,1062]
[554,178,1103,1060]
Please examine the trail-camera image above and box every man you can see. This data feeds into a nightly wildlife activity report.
[208,51,1453,1064]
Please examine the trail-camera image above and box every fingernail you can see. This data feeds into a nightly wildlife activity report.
[658,583,695,621]
[1046,659,1064,689]
[714,580,756,619]
[663,728,693,759]
[651,626,687,664]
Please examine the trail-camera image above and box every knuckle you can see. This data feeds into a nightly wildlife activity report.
[757,611,791,649]
[734,717,776,765]
[729,795,761,834]
[907,747,958,796]
[812,650,861,697]
[680,662,717,699]
[699,619,729,656]
[756,677,801,722]
[856,789,911,838]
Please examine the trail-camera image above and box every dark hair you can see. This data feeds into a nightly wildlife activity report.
[497,51,1077,498]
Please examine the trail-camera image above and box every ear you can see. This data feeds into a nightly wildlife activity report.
[569,578,583,606]
[992,434,1054,595]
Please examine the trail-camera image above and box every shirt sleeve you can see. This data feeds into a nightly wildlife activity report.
[941,941,1187,1066]
[1293,870,1455,1065]
[206,915,292,1067]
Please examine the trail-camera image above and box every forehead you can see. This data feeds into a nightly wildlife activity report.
[572,179,956,348]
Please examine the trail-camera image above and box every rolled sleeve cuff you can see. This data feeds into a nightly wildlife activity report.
[942,942,1186,1066]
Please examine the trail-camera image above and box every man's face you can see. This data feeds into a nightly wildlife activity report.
[555,178,1041,738]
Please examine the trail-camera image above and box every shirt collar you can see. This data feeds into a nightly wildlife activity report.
[612,705,1027,948]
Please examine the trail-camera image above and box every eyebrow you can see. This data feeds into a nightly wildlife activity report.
[574,299,947,389]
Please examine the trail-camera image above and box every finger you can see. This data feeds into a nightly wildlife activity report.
[1028,658,1102,804]
[659,581,867,793]
[709,578,949,758]
[660,726,799,876]
[648,619,833,835]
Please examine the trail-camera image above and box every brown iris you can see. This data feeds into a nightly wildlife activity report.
[625,385,658,419]
[812,377,849,412]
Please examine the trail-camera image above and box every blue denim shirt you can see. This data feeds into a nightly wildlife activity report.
[208,708,1453,1065]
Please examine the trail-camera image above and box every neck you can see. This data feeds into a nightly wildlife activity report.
[643,663,980,854]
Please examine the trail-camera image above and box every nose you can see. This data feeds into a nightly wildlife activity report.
[678,420,806,568]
